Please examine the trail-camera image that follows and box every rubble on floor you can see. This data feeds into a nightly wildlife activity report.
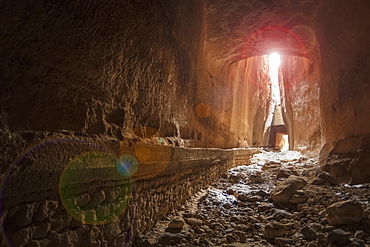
[137,151,370,247]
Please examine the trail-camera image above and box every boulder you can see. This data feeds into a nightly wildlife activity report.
[267,209,293,221]
[238,194,263,202]
[289,194,308,204]
[325,200,364,226]
[271,176,307,204]
[262,161,282,171]
[229,175,240,183]
[276,168,298,179]
[248,174,264,184]
[158,233,182,245]
[301,226,317,240]
[185,218,203,226]
[168,217,185,229]
[311,177,326,185]
[317,171,338,185]
[264,221,287,238]
[327,229,351,245]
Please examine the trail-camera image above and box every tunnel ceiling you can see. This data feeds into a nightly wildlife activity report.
[203,0,321,66]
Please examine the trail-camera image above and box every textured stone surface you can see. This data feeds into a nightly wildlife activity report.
[196,56,271,148]
[289,193,308,204]
[32,222,52,239]
[89,190,106,207]
[271,176,307,204]
[139,152,370,246]
[10,228,30,247]
[167,218,185,229]
[317,171,338,186]
[202,0,370,163]
[0,0,202,141]
[327,228,352,245]
[276,168,297,179]
[317,1,370,153]
[317,0,370,182]
[14,204,35,227]
[33,200,58,221]
[280,55,322,155]
[264,221,287,239]
[301,226,317,240]
[325,200,364,226]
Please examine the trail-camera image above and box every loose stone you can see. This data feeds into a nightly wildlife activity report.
[325,200,364,226]
[264,221,287,238]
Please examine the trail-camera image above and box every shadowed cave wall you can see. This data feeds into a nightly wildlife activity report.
[0,0,370,246]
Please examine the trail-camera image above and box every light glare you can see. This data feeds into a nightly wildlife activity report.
[269,52,281,67]
[281,134,289,151]
[268,53,281,104]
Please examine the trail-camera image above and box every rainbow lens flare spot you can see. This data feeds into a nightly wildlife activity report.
[116,154,138,177]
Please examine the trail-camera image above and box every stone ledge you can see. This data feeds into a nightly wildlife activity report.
[1,145,257,246]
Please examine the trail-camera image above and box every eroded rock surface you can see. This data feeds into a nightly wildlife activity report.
[325,200,364,226]
[271,175,307,205]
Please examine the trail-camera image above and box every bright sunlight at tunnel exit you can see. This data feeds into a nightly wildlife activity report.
[268,53,289,151]
[269,52,281,104]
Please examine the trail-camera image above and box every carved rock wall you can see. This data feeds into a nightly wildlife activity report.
[315,0,370,151]
[0,0,203,140]
[195,56,271,148]
[314,0,370,183]
[280,55,323,156]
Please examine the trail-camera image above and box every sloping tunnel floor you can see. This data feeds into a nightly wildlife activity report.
[137,151,370,247]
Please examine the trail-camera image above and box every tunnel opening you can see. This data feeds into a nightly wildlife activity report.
[264,52,290,151]
[233,50,320,154]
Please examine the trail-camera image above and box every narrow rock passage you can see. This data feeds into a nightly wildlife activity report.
[137,151,370,247]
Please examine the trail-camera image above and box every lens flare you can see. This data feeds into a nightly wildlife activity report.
[59,152,132,225]
[116,154,138,177]
[287,25,316,52]
[1,137,137,246]
[119,141,171,178]
[241,26,310,59]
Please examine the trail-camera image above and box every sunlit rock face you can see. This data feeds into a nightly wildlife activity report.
[195,56,270,148]
[228,57,271,148]
[280,55,323,156]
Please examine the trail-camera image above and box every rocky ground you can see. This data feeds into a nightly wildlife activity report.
[137,151,370,247]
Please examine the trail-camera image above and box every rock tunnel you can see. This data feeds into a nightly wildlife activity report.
[0,0,369,246]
